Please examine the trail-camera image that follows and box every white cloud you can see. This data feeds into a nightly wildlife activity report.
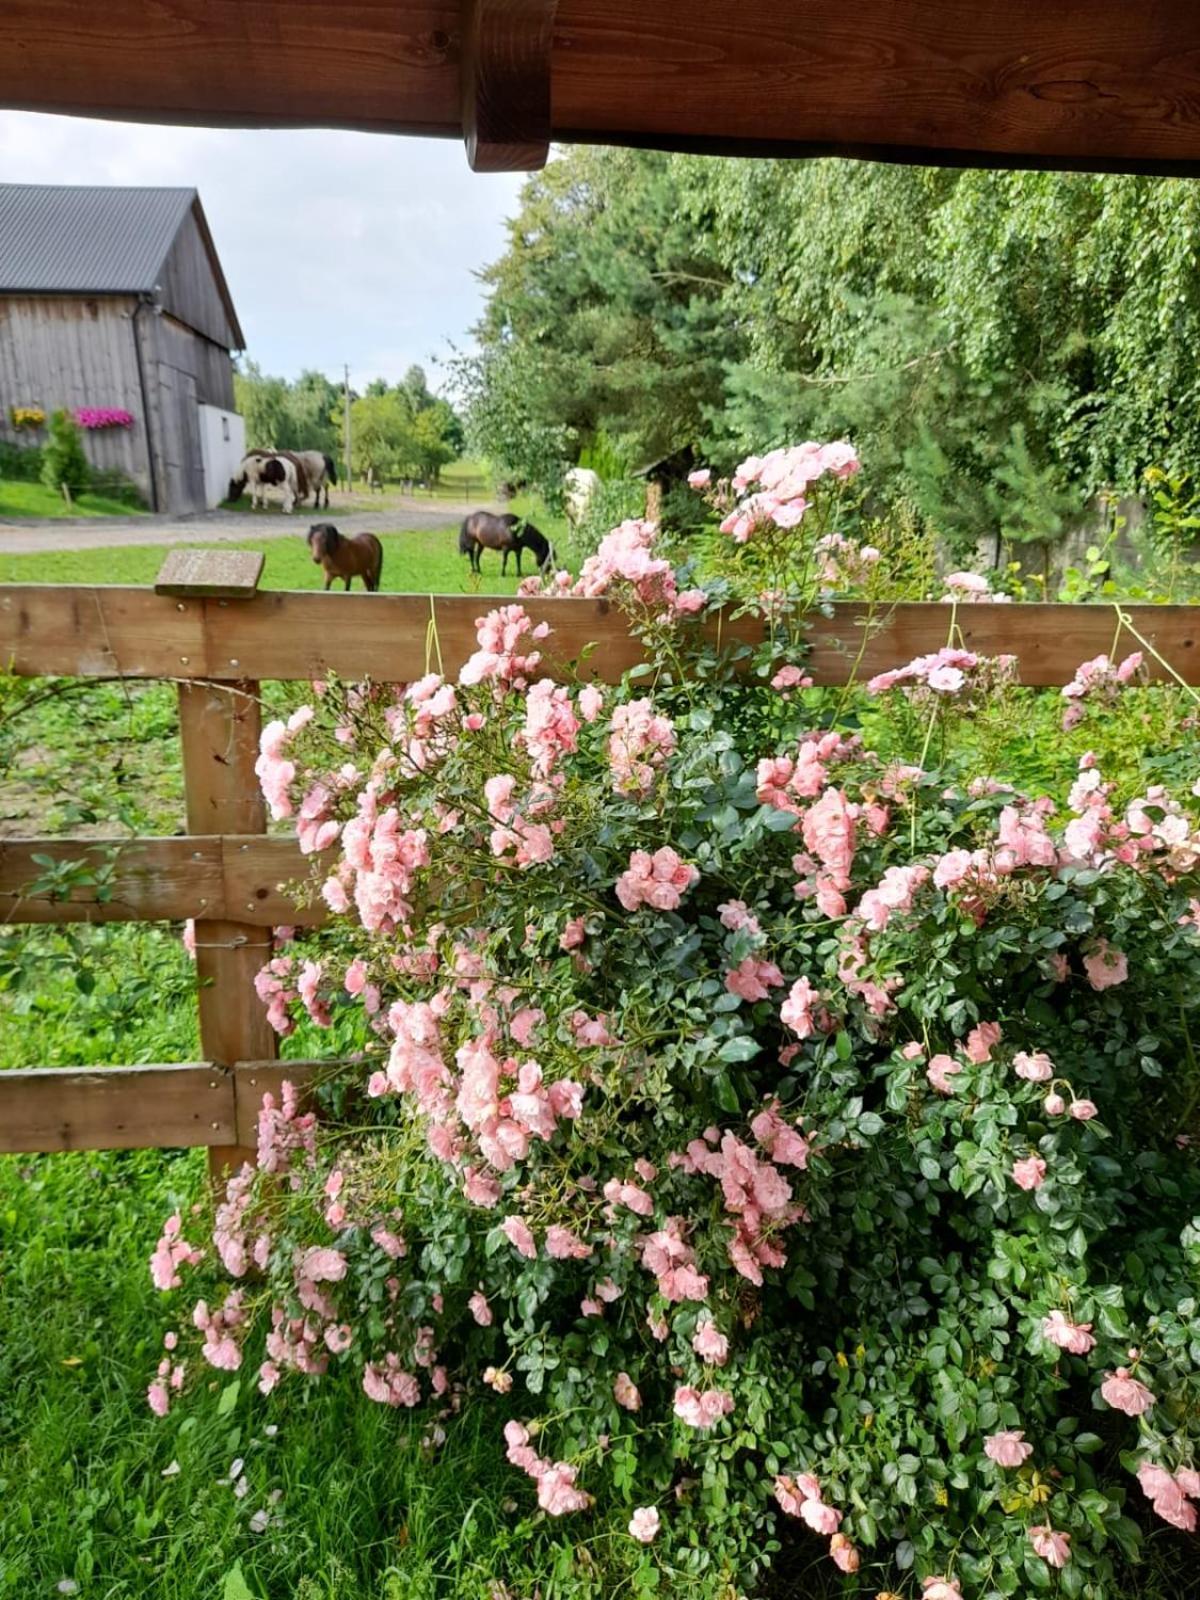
[0,111,523,390]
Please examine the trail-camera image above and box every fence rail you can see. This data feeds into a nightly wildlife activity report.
[2,577,1197,1165]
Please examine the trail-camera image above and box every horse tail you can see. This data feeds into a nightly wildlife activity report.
[458,517,475,557]
[368,535,384,592]
[324,454,337,484]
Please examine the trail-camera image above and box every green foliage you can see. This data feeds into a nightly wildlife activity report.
[467,151,1200,563]
[40,409,91,498]
[458,148,737,497]
[0,439,44,482]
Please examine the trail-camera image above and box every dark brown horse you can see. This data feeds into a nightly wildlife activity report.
[458,512,555,576]
[307,523,383,591]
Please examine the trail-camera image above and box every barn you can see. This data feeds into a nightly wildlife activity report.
[0,183,245,514]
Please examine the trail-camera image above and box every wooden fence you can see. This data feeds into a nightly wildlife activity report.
[2,576,1198,1168]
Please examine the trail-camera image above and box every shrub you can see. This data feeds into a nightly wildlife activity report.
[152,443,1200,1598]
[40,409,91,499]
[0,439,45,482]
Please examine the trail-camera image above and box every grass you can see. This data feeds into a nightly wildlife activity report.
[0,1148,584,1600]
[0,480,146,520]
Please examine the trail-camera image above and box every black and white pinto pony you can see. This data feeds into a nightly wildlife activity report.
[459,511,555,576]
[228,449,337,514]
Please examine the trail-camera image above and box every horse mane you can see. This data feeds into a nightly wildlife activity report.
[277,451,310,498]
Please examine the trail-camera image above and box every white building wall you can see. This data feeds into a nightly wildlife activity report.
[197,403,245,509]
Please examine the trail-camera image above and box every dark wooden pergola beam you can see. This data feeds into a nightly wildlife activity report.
[2,1,1200,175]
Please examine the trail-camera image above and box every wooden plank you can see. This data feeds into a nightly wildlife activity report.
[0,1057,350,1155]
[178,678,277,1175]
[0,1062,236,1154]
[462,0,557,172]
[233,1059,330,1146]
[155,548,264,598]
[0,1,459,136]
[0,834,319,927]
[6,2,1200,175]
[1,587,1198,687]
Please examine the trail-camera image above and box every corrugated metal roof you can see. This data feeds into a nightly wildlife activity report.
[0,183,196,294]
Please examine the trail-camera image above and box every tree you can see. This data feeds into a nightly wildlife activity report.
[461,146,740,496]
[41,409,90,498]
[233,360,291,449]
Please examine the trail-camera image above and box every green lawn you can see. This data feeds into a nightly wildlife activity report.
[0,523,564,593]
[0,480,146,520]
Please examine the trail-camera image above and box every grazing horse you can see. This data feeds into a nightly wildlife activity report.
[291,450,337,509]
[307,523,383,591]
[459,511,555,576]
[228,450,307,514]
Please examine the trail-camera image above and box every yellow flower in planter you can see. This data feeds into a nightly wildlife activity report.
[10,405,46,429]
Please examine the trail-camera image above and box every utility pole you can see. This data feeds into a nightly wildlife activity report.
[343,363,352,492]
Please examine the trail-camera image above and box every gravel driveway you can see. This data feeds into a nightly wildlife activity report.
[0,493,499,556]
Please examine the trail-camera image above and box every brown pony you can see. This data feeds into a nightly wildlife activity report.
[458,511,555,576]
[307,523,383,592]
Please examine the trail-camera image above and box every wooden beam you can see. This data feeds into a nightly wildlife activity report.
[0,1062,236,1153]
[1,587,1198,687]
[0,1,460,136]
[4,2,1200,175]
[0,1057,337,1154]
[462,0,557,171]
[0,834,321,927]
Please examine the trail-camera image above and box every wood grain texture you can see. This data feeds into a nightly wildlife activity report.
[4,2,1200,173]
[155,549,264,598]
[0,1062,236,1153]
[0,1,459,135]
[0,1058,340,1153]
[1,587,1198,687]
[462,0,557,171]
[0,834,320,927]
[178,679,276,1175]
[552,0,1200,173]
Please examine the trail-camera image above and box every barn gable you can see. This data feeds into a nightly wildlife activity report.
[0,183,243,350]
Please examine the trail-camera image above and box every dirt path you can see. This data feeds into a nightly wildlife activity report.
[0,492,500,556]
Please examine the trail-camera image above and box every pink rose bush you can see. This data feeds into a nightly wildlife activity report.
[148,448,1200,1599]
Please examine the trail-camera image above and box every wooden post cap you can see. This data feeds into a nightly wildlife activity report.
[155,548,265,598]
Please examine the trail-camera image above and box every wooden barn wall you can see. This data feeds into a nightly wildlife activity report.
[158,206,239,352]
[0,294,154,500]
[141,314,235,513]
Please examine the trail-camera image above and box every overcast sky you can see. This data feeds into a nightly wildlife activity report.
[0,111,524,393]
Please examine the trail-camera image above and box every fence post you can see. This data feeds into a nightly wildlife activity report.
[178,672,276,1178]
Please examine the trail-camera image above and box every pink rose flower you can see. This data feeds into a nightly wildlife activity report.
[629,1506,661,1542]
[828,1533,859,1573]
[1042,1309,1095,1355]
[501,1216,537,1259]
[692,1319,730,1366]
[1011,1155,1047,1191]
[1084,940,1128,990]
[1028,1526,1072,1568]
[687,469,712,489]
[1013,1050,1054,1083]
[923,1582,965,1600]
[984,1429,1033,1467]
[613,1371,641,1411]
[1069,1099,1098,1120]
[1101,1367,1155,1415]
